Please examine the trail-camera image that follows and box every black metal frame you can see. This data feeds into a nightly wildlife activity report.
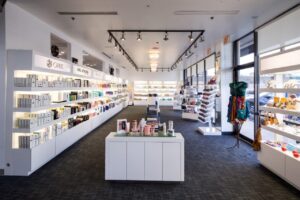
[108,29,205,71]
[0,0,6,12]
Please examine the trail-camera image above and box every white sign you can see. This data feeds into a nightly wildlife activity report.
[34,55,71,73]
[73,65,92,77]
[93,70,104,80]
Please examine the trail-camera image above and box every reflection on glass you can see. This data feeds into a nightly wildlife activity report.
[238,67,255,140]
[238,34,254,65]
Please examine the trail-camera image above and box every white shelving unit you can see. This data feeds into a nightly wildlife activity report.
[198,86,221,136]
[133,81,178,106]
[258,46,300,190]
[5,50,129,176]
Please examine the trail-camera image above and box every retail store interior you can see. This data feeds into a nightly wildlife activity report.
[1,0,300,199]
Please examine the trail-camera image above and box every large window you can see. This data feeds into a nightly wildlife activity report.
[234,32,256,142]
[238,34,254,65]
[238,67,255,140]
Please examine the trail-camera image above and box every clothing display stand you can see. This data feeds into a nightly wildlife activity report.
[198,85,221,135]
[226,82,249,149]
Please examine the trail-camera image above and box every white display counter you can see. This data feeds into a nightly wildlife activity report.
[105,132,184,181]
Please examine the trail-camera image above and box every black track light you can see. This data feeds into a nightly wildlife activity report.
[108,35,112,43]
[188,49,192,54]
[194,42,198,48]
[185,52,188,57]
[200,34,205,42]
[114,41,118,49]
[188,31,194,42]
[137,31,142,41]
[163,32,169,41]
[121,31,125,41]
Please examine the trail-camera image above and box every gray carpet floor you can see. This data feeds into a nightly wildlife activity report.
[0,106,299,200]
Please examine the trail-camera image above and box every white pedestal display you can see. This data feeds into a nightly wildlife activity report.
[105,132,185,181]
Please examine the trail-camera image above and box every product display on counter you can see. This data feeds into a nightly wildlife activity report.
[115,117,175,137]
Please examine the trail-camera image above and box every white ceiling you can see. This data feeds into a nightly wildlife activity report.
[9,0,299,71]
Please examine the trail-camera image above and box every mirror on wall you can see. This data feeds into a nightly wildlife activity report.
[82,51,104,71]
[50,34,71,60]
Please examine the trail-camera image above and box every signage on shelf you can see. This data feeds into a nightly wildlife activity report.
[34,55,71,73]
[73,65,92,77]
[93,70,104,79]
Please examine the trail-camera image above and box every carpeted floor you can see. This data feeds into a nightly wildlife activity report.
[0,106,299,200]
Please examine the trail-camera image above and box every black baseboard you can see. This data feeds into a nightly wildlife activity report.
[222,131,234,135]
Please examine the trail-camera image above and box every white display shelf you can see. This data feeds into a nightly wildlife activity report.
[260,65,300,75]
[182,112,199,121]
[197,127,221,136]
[261,125,300,141]
[13,108,94,133]
[13,96,105,112]
[201,98,215,104]
[14,87,104,92]
[5,50,129,176]
[260,88,300,93]
[260,106,300,117]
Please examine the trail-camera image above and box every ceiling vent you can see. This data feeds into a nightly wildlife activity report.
[58,11,118,15]
[174,10,239,15]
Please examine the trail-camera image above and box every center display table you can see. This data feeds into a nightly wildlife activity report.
[105,132,184,181]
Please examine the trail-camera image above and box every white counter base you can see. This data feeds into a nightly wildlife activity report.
[182,112,199,121]
[197,127,222,136]
[105,132,184,182]
[258,142,300,190]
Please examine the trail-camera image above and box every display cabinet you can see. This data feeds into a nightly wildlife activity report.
[133,81,178,106]
[257,45,300,190]
[5,50,129,175]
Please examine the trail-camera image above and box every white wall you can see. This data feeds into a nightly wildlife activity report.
[5,2,128,79]
[258,7,300,53]
[220,43,233,133]
[128,69,179,82]
[0,10,6,170]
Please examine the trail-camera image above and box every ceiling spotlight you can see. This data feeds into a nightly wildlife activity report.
[121,31,125,41]
[185,52,188,57]
[108,35,113,43]
[163,32,169,41]
[119,46,122,53]
[188,31,194,42]
[114,41,118,48]
[137,31,142,41]
[200,35,205,42]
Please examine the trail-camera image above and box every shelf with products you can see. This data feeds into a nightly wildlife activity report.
[5,50,129,175]
[258,46,300,190]
[133,80,179,105]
